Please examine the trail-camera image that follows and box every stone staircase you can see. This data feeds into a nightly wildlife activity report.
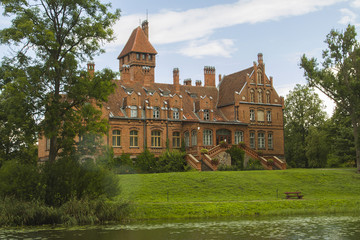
[186,144,286,171]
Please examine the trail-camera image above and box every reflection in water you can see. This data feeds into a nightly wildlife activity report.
[1,215,360,240]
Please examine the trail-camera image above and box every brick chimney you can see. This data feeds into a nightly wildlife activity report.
[195,80,202,86]
[218,74,222,83]
[258,53,263,65]
[204,66,215,87]
[173,68,180,93]
[87,62,95,78]
[184,78,192,86]
[142,20,149,39]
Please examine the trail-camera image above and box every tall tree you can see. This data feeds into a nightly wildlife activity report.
[0,0,121,162]
[300,25,360,173]
[284,84,327,167]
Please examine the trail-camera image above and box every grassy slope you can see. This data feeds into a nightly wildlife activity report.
[117,169,360,219]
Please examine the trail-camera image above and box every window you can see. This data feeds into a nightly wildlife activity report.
[257,70,263,84]
[257,110,264,122]
[130,105,138,118]
[191,130,197,146]
[250,109,255,121]
[203,129,213,146]
[235,131,244,144]
[151,130,161,147]
[267,111,272,122]
[250,132,255,149]
[153,107,160,119]
[136,53,140,60]
[258,89,263,103]
[130,130,138,147]
[258,132,265,149]
[148,54,152,61]
[204,109,210,120]
[112,130,121,147]
[142,54,146,60]
[184,131,190,147]
[266,91,271,104]
[173,132,181,148]
[46,138,50,151]
[250,89,255,103]
[235,106,239,121]
[268,133,273,149]
[173,108,179,119]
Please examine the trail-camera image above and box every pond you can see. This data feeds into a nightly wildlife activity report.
[1,214,360,240]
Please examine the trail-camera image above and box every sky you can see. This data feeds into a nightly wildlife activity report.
[1,0,360,116]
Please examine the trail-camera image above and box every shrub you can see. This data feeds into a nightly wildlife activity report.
[226,145,245,170]
[200,148,209,154]
[157,150,188,173]
[134,149,158,173]
[256,150,263,156]
[219,141,228,148]
[217,164,237,171]
[238,142,246,148]
[245,158,264,170]
[0,161,43,201]
[211,158,219,165]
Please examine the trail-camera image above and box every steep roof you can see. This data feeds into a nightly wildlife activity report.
[217,67,253,107]
[117,27,157,59]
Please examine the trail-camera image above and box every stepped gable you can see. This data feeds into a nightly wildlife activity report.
[218,67,253,107]
[118,26,157,59]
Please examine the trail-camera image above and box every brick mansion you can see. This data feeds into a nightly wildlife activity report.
[38,21,286,169]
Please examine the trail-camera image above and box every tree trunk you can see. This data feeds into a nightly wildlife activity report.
[350,114,360,173]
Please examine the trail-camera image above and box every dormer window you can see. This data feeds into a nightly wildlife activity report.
[173,108,179,119]
[130,105,138,118]
[153,107,160,119]
[204,109,210,120]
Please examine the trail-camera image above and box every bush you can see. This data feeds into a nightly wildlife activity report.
[157,150,188,173]
[134,149,158,173]
[245,158,264,170]
[226,145,245,170]
[0,161,43,201]
[219,141,228,148]
[200,148,209,154]
[211,158,219,165]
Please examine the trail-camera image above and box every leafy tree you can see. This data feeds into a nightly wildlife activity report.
[226,145,245,170]
[0,0,121,162]
[300,25,360,172]
[134,149,158,173]
[284,84,327,167]
[157,150,187,173]
[306,127,329,168]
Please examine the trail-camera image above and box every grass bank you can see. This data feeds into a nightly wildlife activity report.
[117,169,360,219]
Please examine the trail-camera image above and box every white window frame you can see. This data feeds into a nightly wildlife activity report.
[112,130,121,147]
[258,132,265,149]
[130,130,138,147]
[130,105,138,118]
[250,109,255,121]
[203,109,210,121]
[235,131,244,144]
[268,133,273,149]
[153,107,160,119]
[173,108,179,119]
[203,129,213,146]
[191,130,197,146]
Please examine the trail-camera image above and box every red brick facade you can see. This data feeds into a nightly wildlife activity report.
[38,21,285,161]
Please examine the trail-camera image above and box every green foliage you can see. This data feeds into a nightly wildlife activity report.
[300,25,360,172]
[226,145,245,170]
[284,84,327,168]
[200,148,209,154]
[219,141,228,148]
[0,161,43,201]
[0,0,121,162]
[157,150,188,173]
[306,127,329,168]
[134,149,158,173]
[42,157,119,206]
[111,153,136,174]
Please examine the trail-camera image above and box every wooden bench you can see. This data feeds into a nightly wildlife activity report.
[285,192,303,199]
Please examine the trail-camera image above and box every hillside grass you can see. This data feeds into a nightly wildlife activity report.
[117,169,360,220]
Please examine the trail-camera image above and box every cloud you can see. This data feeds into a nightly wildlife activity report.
[351,0,360,8]
[110,0,344,48]
[338,8,358,25]
[179,39,235,58]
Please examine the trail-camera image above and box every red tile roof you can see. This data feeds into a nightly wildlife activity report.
[118,27,157,59]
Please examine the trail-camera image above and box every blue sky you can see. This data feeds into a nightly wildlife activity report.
[1,0,360,116]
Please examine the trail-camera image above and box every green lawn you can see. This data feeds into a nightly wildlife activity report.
[117,169,360,219]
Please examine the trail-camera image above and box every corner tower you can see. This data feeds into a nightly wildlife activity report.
[117,20,158,86]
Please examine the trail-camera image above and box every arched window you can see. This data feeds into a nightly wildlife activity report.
[235,131,244,144]
[184,131,190,147]
[173,132,181,148]
[267,111,272,122]
[173,108,179,119]
[203,129,213,146]
[130,130,138,147]
[130,105,138,118]
[250,89,255,103]
[258,132,265,149]
[203,109,210,120]
[112,130,121,147]
[257,69,263,84]
[258,89,263,103]
[266,91,271,104]
[151,130,161,147]
[250,109,255,121]
[153,106,160,119]
[191,130,197,146]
